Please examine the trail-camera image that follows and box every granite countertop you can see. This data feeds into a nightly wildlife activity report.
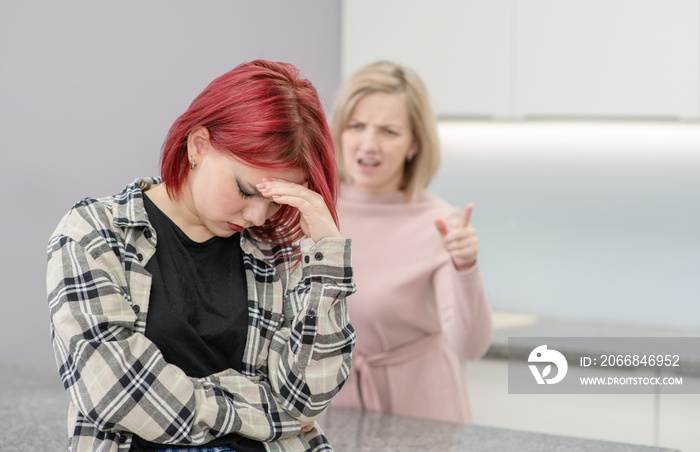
[1,364,68,451]
[320,407,681,452]
[0,363,685,451]
[486,312,700,377]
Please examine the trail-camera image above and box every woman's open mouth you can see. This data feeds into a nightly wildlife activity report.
[358,157,380,168]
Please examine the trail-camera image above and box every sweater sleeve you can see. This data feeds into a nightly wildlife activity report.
[47,212,303,447]
[433,257,493,361]
[266,237,356,423]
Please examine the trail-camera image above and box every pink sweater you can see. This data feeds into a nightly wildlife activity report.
[331,184,493,423]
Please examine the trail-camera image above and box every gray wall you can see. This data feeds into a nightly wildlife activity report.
[0,0,341,370]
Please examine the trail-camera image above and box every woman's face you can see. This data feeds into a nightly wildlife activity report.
[187,148,304,240]
[341,91,417,195]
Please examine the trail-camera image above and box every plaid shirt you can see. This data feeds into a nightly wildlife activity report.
[46,178,356,452]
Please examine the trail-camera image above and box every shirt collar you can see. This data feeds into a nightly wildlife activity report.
[112,177,161,228]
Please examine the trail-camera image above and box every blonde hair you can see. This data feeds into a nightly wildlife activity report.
[331,61,441,202]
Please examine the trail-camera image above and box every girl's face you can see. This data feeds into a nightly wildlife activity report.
[341,91,417,195]
[186,146,304,240]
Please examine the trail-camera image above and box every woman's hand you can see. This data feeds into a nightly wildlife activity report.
[257,178,340,242]
[435,204,478,271]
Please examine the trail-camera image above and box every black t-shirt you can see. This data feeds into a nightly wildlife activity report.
[130,194,264,452]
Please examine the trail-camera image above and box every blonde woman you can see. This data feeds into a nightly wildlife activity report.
[330,61,493,423]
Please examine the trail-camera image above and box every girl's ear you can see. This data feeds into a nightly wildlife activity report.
[187,126,211,163]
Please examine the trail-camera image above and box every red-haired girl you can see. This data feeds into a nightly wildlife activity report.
[47,60,355,452]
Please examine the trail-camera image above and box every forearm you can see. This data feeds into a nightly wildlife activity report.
[51,307,302,444]
[268,237,356,422]
[436,262,493,360]
[48,236,302,445]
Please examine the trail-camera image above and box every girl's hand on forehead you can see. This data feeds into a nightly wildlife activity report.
[257,178,340,242]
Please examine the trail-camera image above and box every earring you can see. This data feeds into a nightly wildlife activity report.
[189,158,196,170]
[406,155,415,164]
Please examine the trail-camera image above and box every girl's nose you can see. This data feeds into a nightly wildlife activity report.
[242,200,268,227]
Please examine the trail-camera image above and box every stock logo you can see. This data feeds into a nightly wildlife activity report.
[528,345,568,385]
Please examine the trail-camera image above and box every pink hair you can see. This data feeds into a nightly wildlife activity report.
[160,60,338,246]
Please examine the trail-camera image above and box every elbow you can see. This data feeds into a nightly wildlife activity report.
[451,317,494,361]
[277,352,352,422]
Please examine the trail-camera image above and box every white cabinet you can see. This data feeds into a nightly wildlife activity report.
[342,0,700,120]
[465,358,700,452]
[658,387,700,450]
[342,0,513,118]
[515,0,699,120]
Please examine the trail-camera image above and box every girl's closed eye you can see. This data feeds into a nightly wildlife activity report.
[237,182,254,199]
[239,181,280,208]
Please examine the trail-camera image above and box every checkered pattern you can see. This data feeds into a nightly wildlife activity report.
[47,178,356,452]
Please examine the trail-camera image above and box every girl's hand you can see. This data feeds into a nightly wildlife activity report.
[435,204,478,271]
[300,421,315,433]
[257,178,340,243]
